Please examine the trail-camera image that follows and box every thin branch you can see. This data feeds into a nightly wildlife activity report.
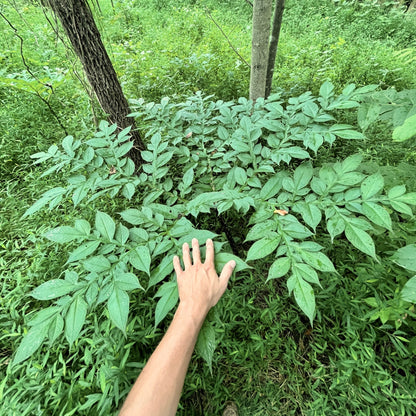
[205,8,250,68]
[244,0,254,6]
[6,0,40,47]
[0,11,53,91]
[0,11,68,135]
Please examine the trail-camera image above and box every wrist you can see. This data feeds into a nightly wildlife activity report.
[176,302,209,328]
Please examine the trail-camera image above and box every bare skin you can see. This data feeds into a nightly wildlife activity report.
[118,238,236,416]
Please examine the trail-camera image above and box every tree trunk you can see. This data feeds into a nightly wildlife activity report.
[407,0,416,12]
[46,0,144,167]
[249,0,272,101]
[265,0,285,98]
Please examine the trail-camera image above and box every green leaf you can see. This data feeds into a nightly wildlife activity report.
[13,323,49,366]
[148,256,174,289]
[215,252,250,273]
[114,272,143,291]
[295,202,321,230]
[393,114,416,142]
[170,217,194,238]
[299,250,335,272]
[176,230,218,247]
[27,306,61,326]
[86,138,108,147]
[65,296,88,346]
[396,192,416,205]
[43,226,85,243]
[129,246,151,275]
[196,321,216,374]
[246,235,280,262]
[107,287,129,332]
[341,154,363,173]
[182,167,194,188]
[401,276,416,303]
[361,173,384,200]
[31,279,75,300]
[345,224,376,259]
[122,183,135,200]
[293,163,313,189]
[326,215,345,242]
[85,282,99,306]
[267,257,291,281]
[392,245,416,272]
[62,135,74,156]
[290,275,315,325]
[67,240,101,263]
[281,215,313,239]
[245,220,276,242]
[234,167,247,185]
[22,187,66,218]
[115,223,129,245]
[74,219,91,235]
[83,255,111,273]
[48,314,64,344]
[154,281,178,327]
[319,81,334,99]
[331,129,365,140]
[259,174,284,200]
[120,209,143,225]
[95,211,116,242]
[388,185,406,199]
[390,200,413,216]
[362,202,392,230]
[293,263,321,287]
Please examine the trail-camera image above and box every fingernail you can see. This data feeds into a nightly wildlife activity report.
[230,260,236,268]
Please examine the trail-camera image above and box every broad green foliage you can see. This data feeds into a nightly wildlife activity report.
[393,114,416,142]
[393,244,416,304]
[357,87,416,142]
[14,82,416,371]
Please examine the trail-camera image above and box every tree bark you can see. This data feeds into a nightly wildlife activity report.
[265,0,285,98]
[407,0,416,12]
[46,0,144,167]
[249,0,272,101]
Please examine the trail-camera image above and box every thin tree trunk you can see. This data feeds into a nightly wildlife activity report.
[46,0,144,167]
[265,0,285,98]
[249,0,272,101]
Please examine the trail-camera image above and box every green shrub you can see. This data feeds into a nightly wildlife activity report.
[4,82,416,414]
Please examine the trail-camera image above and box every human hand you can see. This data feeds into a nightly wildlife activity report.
[173,238,236,321]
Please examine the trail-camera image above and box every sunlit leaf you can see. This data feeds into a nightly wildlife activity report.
[95,211,116,241]
[31,280,76,301]
[392,245,416,272]
[65,296,88,345]
[154,281,178,327]
[345,224,376,259]
[196,321,216,374]
[246,235,280,262]
[108,287,129,332]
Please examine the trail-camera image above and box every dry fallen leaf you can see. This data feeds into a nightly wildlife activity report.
[274,209,288,216]
[109,166,116,175]
[185,131,193,138]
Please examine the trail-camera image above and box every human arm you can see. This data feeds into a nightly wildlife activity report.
[118,238,236,416]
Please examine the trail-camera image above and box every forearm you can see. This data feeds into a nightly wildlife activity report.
[119,304,206,416]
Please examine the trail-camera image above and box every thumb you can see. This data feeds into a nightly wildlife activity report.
[219,260,236,289]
